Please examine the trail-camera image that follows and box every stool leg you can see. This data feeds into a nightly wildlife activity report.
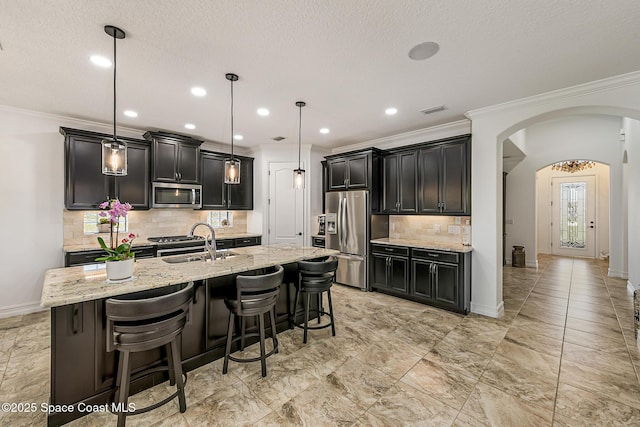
[166,343,176,386]
[303,291,310,344]
[327,289,336,336]
[292,283,300,328]
[116,350,131,427]
[170,338,187,413]
[258,314,267,377]
[317,293,322,324]
[269,306,278,354]
[240,316,246,351]
[223,312,235,374]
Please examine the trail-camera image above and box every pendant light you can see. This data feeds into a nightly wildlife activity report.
[101,25,127,176]
[224,73,241,184]
[293,101,306,189]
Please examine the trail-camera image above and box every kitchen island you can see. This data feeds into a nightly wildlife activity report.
[41,244,338,426]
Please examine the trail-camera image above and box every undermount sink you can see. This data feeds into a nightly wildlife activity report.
[162,251,237,264]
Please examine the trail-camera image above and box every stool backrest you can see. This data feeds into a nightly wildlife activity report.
[235,265,284,316]
[298,256,338,276]
[105,282,194,352]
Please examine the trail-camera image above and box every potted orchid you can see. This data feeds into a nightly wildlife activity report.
[95,199,136,281]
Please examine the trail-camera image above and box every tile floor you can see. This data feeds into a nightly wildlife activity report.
[1,254,640,426]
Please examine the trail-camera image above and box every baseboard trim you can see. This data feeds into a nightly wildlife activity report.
[628,280,638,293]
[504,258,538,269]
[0,301,47,319]
[470,301,504,318]
[608,268,629,280]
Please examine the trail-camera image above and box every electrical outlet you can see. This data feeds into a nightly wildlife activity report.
[434,224,441,234]
[448,225,461,234]
[454,217,461,224]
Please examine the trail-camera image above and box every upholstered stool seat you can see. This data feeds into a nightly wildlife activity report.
[105,282,194,427]
[223,265,284,377]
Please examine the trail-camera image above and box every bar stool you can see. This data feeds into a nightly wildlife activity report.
[105,282,194,427]
[293,256,338,343]
[223,265,284,377]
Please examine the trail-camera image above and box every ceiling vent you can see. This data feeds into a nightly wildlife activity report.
[272,136,286,141]
[420,105,446,115]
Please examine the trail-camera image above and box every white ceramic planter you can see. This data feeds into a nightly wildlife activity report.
[105,259,134,281]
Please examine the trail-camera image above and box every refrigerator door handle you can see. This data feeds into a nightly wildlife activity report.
[337,197,344,251]
[342,196,348,250]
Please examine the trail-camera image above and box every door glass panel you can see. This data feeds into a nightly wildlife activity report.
[559,182,586,248]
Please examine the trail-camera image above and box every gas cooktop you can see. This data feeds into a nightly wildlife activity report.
[148,235,205,244]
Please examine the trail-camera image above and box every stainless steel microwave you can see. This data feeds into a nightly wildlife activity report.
[151,182,202,209]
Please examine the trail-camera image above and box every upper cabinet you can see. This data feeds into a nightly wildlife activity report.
[62,127,150,210]
[200,151,253,210]
[382,151,417,213]
[325,149,381,210]
[143,131,203,184]
[418,136,470,215]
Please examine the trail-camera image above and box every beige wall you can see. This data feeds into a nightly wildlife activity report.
[63,210,248,246]
[389,215,471,245]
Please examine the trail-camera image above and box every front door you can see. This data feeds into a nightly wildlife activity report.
[268,162,304,245]
[551,175,596,257]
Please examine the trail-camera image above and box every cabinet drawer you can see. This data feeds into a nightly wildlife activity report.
[215,239,234,249]
[65,245,156,267]
[234,236,261,247]
[312,237,325,248]
[412,249,459,264]
[372,245,409,257]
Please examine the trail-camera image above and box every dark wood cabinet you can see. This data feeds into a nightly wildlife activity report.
[371,244,470,314]
[418,136,470,215]
[382,151,417,213]
[325,148,381,212]
[200,151,253,210]
[62,127,150,210]
[371,245,409,294]
[144,131,203,184]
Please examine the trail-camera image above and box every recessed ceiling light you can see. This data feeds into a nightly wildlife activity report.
[90,55,111,67]
[191,87,207,97]
[234,134,243,140]
[385,107,398,116]
[257,108,270,116]
[319,128,330,134]
[408,42,440,61]
[184,123,196,130]
[123,110,138,118]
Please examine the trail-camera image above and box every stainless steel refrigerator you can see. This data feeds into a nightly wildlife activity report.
[325,190,387,290]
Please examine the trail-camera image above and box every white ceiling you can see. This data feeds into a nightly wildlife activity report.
[1,0,640,150]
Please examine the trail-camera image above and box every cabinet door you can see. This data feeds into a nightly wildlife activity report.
[388,256,409,294]
[398,151,417,213]
[372,254,389,289]
[65,136,110,209]
[346,154,368,188]
[177,144,200,184]
[382,154,399,213]
[434,262,459,308]
[153,139,179,182]
[200,153,227,209]
[227,157,253,210]
[441,141,468,214]
[328,158,347,190]
[411,259,434,300]
[418,146,441,213]
[116,141,150,209]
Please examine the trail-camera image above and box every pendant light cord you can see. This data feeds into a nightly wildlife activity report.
[297,104,302,168]
[112,31,117,143]
[230,79,234,158]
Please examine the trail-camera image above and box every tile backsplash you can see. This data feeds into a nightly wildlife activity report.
[389,215,471,245]
[63,210,248,246]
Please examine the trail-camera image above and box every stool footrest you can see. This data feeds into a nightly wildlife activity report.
[292,311,334,330]
[111,372,187,416]
[227,333,278,363]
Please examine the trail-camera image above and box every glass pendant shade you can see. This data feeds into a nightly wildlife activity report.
[224,158,241,184]
[101,139,127,176]
[293,168,305,189]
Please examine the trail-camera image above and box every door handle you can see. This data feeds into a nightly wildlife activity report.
[298,232,302,236]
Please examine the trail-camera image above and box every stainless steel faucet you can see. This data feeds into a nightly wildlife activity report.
[188,222,217,260]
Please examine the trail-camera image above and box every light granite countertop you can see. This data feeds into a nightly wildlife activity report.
[63,233,262,253]
[370,238,473,253]
[42,245,337,308]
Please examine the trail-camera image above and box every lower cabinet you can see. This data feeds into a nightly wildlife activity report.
[371,244,470,314]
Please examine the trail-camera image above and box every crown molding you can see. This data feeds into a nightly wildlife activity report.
[330,119,471,154]
[466,70,640,119]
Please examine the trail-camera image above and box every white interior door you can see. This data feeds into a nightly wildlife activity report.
[268,162,304,245]
[551,175,596,257]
